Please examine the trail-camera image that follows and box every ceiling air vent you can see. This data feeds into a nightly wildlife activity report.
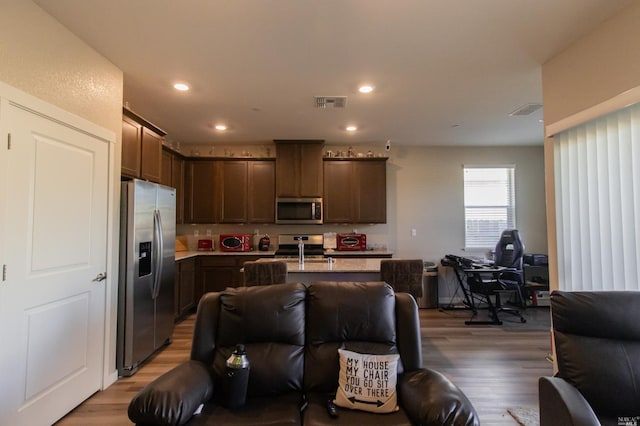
[314,96,347,108]
[509,103,542,116]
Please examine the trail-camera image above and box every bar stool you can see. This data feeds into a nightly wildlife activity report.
[380,259,423,300]
[243,260,288,286]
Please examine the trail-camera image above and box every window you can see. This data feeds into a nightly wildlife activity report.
[464,166,515,248]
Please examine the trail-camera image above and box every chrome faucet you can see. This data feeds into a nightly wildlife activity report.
[297,237,304,265]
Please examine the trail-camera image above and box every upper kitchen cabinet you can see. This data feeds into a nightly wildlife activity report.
[323,160,353,222]
[218,159,276,223]
[184,160,218,223]
[184,159,275,224]
[275,140,324,197]
[323,158,387,223]
[121,108,166,183]
[121,115,142,178]
[172,156,185,224]
[161,148,185,224]
[219,160,248,223]
[248,160,275,223]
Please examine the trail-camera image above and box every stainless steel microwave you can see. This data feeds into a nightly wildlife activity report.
[276,197,323,224]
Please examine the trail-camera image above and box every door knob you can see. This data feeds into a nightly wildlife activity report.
[92,272,107,282]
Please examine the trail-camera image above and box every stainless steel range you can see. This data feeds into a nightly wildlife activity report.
[274,234,325,258]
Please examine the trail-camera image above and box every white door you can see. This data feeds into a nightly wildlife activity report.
[0,100,109,425]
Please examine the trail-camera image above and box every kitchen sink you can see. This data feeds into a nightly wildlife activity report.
[279,257,328,264]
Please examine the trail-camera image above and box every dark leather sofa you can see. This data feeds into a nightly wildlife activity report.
[539,291,640,426]
[129,281,479,425]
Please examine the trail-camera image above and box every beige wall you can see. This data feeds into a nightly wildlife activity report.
[0,0,123,132]
[384,145,546,261]
[542,2,640,126]
[542,1,640,290]
[0,0,123,384]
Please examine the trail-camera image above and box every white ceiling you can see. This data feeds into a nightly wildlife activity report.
[34,0,633,147]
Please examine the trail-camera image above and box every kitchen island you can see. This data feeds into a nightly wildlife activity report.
[257,257,383,283]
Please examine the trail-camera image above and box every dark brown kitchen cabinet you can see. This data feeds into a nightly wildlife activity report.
[184,160,219,223]
[161,148,185,224]
[197,257,236,300]
[185,159,275,224]
[172,156,185,224]
[356,160,387,223]
[121,108,166,183]
[323,160,353,222]
[219,160,248,223]
[174,257,196,319]
[323,158,387,223]
[248,161,275,223]
[275,140,324,197]
[220,160,275,223]
[121,115,142,178]
[161,150,173,186]
[140,127,163,182]
[196,255,265,301]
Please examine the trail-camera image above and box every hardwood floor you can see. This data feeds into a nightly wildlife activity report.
[57,306,552,425]
[420,307,552,425]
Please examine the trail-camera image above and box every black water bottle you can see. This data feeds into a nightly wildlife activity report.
[224,344,250,409]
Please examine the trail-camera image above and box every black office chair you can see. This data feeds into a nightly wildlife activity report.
[465,229,526,325]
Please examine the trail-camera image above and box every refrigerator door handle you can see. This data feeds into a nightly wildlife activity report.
[152,208,164,299]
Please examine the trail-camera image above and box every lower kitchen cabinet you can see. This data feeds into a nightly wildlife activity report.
[195,255,266,301]
[175,257,196,320]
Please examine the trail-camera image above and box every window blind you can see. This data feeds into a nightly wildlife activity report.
[464,167,515,248]
[554,102,640,291]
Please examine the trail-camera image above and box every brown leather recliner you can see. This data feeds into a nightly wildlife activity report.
[128,281,479,425]
[539,291,640,426]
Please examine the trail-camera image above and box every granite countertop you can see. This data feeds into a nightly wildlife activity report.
[175,250,392,262]
[257,257,384,273]
[175,250,277,261]
[324,249,393,257]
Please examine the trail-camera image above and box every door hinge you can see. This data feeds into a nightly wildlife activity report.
[7,133,11,150]
[2,264,6,281]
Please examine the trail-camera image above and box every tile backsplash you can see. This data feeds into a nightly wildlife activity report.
[176,223,389,252]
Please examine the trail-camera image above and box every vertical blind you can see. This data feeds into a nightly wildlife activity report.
[554,102,640,291]
[464,166,515,248]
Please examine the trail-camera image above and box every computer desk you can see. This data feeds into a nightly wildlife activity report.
[441,254,510,325]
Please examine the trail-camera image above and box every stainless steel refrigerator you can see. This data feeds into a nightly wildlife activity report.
[117,179,176,377]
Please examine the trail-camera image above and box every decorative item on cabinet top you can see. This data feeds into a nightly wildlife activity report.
[174,144,275,159]
[324,148,387,158]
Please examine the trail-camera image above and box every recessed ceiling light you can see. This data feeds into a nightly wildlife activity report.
[346,125,358,132]
[173,83,190,91]
[215,124,227,131]
[358,85,374,94]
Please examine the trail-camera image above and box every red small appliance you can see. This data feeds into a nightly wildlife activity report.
[336,233,367,251]
[197,239,214,251]
[219,234,252,252]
